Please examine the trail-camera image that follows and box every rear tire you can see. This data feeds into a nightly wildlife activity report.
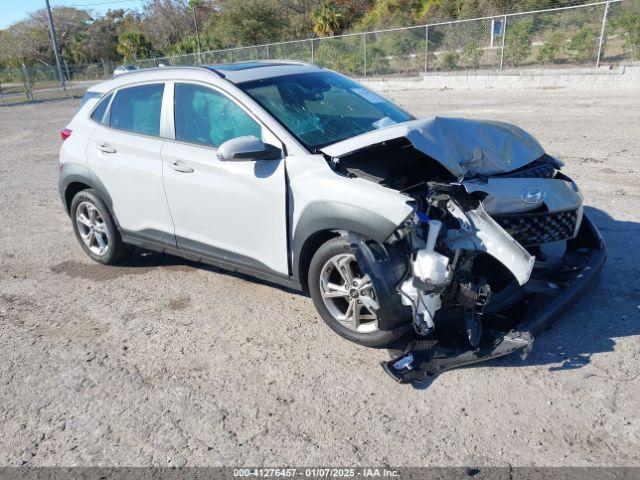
[70,189,130,265]
[308,237,405,347]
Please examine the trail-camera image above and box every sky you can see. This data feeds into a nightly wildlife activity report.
[0,0,145,29]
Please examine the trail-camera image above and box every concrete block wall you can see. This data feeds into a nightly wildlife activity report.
[359,66,640,91]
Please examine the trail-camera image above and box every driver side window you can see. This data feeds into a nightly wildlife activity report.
[174,83,262,148]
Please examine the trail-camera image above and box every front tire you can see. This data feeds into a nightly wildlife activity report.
[308,237,405,347]
[70,189,130,265]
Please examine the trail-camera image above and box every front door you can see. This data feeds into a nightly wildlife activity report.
[161,82,288,276]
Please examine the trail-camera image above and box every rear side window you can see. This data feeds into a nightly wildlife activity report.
[79,91,101,109]
[109,83,164,136]
[90,93,112,124]
[174,83,261,148]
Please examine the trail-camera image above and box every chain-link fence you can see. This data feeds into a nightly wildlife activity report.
[140,0,637,77]
[1,0,638,105]
[0,60,119,105]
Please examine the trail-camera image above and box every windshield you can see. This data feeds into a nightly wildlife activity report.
[238,72,414,151]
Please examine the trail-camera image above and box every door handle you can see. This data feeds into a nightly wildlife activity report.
[166,160,194,173]
[98,143,116,154]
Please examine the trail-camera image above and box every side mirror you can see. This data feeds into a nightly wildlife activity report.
[217,135,282,162]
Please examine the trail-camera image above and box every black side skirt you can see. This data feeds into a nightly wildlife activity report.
[121,231,303,292]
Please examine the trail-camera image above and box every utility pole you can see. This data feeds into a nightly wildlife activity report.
[45,0,66,89]
[191,2,203,63]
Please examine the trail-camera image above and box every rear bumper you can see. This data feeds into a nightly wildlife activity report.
[382,213,606,384]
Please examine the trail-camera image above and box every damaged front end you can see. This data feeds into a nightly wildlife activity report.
[330,118,606,385]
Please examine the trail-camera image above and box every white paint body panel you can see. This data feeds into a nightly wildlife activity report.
[59,98,100,168]
[161,141,289,275]
[286,154,414,237]
[86,124,175,237]
[320,117,545,177]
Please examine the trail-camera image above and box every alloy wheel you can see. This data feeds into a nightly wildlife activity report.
[75,201,110,256]
[319,253,380,333]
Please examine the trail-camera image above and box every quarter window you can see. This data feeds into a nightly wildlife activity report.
[90,93,112,124]
[80,91,101,109]
[109,83,164,136]
[174,83,262,148]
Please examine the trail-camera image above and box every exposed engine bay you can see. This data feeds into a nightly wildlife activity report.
[322,119,606,384]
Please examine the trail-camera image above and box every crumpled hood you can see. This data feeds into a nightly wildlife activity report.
[320,116,545,177]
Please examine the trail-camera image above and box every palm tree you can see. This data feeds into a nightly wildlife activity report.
[312,0,344,37]
[116,31,151,61]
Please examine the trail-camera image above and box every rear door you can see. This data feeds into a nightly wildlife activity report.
[86,82,175,245]
[161,81,288,276]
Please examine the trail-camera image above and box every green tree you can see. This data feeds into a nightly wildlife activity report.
[0,6,90,65]
[334,0,374,26]
[117,31,153,61]
[207,0,285,46]
[83,9,139,62]
[354,0,419,30]
[68,32,89,64]
[140,0,193,53]
[312,1,345,37]
[167,35,221,55]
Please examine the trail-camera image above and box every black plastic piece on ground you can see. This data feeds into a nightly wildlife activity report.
[382,330,533,384]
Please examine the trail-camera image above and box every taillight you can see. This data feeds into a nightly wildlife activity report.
[61,128,72,141]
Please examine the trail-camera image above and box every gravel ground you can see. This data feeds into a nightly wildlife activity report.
[0,88,639,467]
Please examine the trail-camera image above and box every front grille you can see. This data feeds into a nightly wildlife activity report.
[495,159,556,179]
[493,209,578,246]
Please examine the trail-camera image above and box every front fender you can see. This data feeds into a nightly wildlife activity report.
[291,201,404,282]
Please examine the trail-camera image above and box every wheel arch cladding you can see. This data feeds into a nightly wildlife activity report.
[59,163,114,215]
[292,201,400,290]
[64,182,92,211]
[297,230,340,292]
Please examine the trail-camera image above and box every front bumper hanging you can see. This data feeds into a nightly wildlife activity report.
[382,214,607,385]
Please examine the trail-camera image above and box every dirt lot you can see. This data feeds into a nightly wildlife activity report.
[0,87,639,467]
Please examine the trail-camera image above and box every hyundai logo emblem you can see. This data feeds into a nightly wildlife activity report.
[521,187,546,204]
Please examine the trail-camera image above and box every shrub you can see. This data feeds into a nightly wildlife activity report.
[315,40,362,75]
[609,8,640,61]
[366,45,391,75]
[503,18,535,67]
[567,26,599,63]
[367,31,422,74]
[374,30,419,58]
[536,32,564,64]
[441,51,460,70]
[462,39,484,69]
[84,64,102,80]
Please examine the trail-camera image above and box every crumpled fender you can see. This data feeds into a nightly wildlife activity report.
[444,202,535,286]
[320,117,545,177]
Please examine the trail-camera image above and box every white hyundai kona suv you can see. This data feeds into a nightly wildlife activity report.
[59,61,604,374]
